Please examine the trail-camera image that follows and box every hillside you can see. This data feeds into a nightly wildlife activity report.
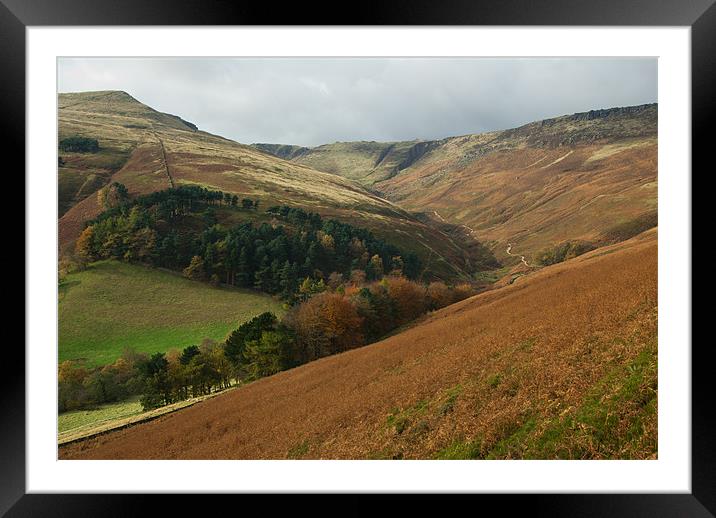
[60,228,657,460]
[253,140,437,186]
[58,91,489,280]
[255,104,657,264]
[59,260,283,367]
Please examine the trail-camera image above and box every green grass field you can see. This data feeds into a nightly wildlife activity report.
[58,397,143,435]
[59,260,283,367]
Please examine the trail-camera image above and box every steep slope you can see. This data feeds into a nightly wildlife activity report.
[60,228,657,460]
[58,91,489,280]
[257,105,657,264]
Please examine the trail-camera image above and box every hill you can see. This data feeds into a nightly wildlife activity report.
[59,228,657,460]
[59,260,283,367]
[255,104,657,264]
[58,91,490,280]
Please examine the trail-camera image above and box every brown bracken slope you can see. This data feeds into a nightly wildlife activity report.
[60,228,657,460]
[257,105,657,264]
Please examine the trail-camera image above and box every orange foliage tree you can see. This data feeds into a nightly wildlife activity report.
[426,281,452,310]
[288,292,365,363]
[384,276,427,325]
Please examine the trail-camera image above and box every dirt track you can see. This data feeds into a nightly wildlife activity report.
[506,243,530,267]
[60,229,657,460]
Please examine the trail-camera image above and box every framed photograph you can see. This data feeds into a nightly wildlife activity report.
[7,0,710,514]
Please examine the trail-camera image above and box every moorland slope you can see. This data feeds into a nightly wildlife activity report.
[256,105,657,263]
[60,228,657,460]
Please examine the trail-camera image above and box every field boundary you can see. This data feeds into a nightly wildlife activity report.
[58,386,237,446]
[153,130,175,188]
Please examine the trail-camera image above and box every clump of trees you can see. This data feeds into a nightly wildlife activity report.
[76,186,422,301]
[58,348,148,412]
[97,182,129,209]
[221,275,475,400]
[140,339,233,409]
[225,312,297,380]
[59,136,99,153]
[535,240,596,266]
[59,339,236,413]
[283,275,475,364]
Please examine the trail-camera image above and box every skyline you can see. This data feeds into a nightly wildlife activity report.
[59,57,657,147]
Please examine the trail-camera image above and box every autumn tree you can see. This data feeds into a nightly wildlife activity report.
[183,255,207,281]
[200,338,233,390]
[123,227,157,263]
[426,281,452,310]
[75,226,96,261]
[385,276,426,325]
[349,269,366,287]
[389,255,404,277]
[452,283,476,303]
[58,361,90,412]
[288,292,364,362]
[297,277,326,301]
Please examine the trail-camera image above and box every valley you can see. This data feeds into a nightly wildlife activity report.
[255,104,657,264]
[56,91,659,460]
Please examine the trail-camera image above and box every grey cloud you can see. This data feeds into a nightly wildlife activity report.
[58,57,657,147]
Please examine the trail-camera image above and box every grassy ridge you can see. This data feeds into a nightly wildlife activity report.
[59,260,283,367]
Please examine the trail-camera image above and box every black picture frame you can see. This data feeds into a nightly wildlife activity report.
[5,0,710,515]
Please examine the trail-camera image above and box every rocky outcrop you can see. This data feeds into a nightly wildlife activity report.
[497,103,657,148]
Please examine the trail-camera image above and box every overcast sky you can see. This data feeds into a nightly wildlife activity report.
[58,57,657,147]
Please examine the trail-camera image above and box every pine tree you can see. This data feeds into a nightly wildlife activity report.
[270,258,282,293]
[254,255,271,291]
[279,260,296,298]
[236,247,250,287]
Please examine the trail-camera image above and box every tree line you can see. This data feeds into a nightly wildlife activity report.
[58,339,232,413]
[73,185,422,301]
